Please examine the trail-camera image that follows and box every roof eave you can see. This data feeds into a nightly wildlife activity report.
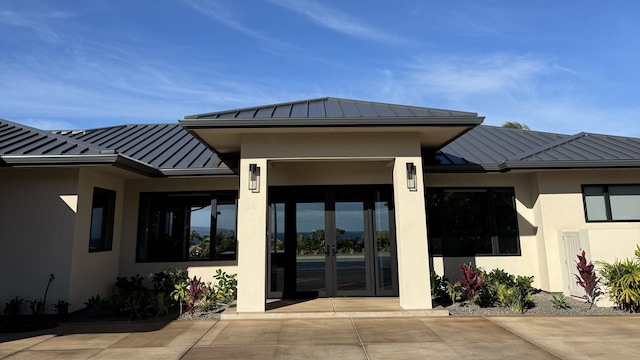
[179,117,483,129]
[503,160,640,170]
[0,154,161,177]
[160,167,237,177]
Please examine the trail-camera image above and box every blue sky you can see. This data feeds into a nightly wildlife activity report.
[1,0,638,136]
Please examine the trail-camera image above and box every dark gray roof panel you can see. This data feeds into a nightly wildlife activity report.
[518,133,640,162]
[433,126,568,166]
[185,97,479,120]
[0,118,104,156]
[431,126,640,171]
[56,124,227,171]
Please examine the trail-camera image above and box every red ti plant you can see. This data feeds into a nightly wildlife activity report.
[186,276,205,316]
[575,250,601,309]
[459,263,483,302]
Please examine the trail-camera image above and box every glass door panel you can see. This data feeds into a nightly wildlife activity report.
[375,201,393,294]
[295,202,326,293]
[335,201,367,293]
[269,202,285,295]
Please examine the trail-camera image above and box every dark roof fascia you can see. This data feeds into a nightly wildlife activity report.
[503,159,640,170]
[423,163,507,173]
[159,167,237,177]
[0,154,161,177]
[179,117,483,129]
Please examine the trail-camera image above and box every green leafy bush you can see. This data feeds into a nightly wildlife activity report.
[3,297,23,316]
[445,280,463,303]
[598,246,640,312]
[430,271,448,301]
[29,299,44,315]
[551,294,570,309]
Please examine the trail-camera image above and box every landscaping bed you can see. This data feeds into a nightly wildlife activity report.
[445,291,628,316]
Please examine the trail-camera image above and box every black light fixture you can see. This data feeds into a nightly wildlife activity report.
[249,163,260,192]
[406,162,417,191]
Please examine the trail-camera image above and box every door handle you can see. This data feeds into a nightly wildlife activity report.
[325,245,331,255]
[332,245,336,257]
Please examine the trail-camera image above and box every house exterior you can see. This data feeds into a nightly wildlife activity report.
[1,97,640,313]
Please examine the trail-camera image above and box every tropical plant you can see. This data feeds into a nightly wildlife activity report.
[598,246,640,312]
[445,280,464,303]
[148,292,171,318]
[4,297,23,316]
[84,295,110,316]
[186,277,205,316]
[575,250,601,309]
[213,269,238,304]
[430,271,447,301]
[28,299,44,315]
[171,281,188,315]
[53,299,70,318]
[459,264,483,302]
[502,121,530,130]
[551,294,570,309]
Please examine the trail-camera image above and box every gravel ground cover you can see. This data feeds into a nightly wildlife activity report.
[445,292,630,316]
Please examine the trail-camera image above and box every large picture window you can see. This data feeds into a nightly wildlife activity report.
[583,185,640,222]
[426,188,520,256]
[136,191,237,262]
[89,187,116,252]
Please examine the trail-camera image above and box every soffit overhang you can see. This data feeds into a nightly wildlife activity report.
[180,121,483,154]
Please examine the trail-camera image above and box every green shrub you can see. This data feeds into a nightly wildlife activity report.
[551,294,570,309]
[53,300,70,318]
[598,246,640,312]
[445,280,464,303]
[29,299,44,315]
[84,295,110,316]
[213,269,237,304]
[3,297,23,316]
[430,271,448,301]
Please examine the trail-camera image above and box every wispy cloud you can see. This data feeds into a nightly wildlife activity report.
[181,0,285,46]
[0,9,73,42]
[364,53,640,136]
[269,0,408,44]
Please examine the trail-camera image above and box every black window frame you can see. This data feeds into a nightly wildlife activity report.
[426,187,521,257]
[582,184,640,223]
[89,187,116,253]
[136,190,238,262]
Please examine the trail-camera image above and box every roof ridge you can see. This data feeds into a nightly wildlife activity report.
[509,132,587,161]
[184,97,480,119]
[1,118,112,155]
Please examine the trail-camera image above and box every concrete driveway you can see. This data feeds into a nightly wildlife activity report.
[1,316,639,359]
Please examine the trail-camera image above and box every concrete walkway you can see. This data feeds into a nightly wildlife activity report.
[1,316,639,359]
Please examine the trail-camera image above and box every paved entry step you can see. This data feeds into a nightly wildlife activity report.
[221,298,450,320]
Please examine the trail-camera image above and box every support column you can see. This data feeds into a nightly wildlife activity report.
[392,157,432,309]
[236,158,268,312]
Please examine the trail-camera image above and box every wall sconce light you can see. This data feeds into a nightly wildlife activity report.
[249,163,260,192]
[406,162,417,191]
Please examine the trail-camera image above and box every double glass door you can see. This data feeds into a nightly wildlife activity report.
[268,186,397,298]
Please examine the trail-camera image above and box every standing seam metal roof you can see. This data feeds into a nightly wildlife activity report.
[184,97,479,120]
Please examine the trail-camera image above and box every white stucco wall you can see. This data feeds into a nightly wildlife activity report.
[534,170,640,297]
[66,168,125,311]
[0,168,79,314]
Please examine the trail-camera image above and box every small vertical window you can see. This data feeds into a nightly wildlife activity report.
[89,187,116,252]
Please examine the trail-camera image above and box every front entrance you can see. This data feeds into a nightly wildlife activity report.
[268,185,398,298]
